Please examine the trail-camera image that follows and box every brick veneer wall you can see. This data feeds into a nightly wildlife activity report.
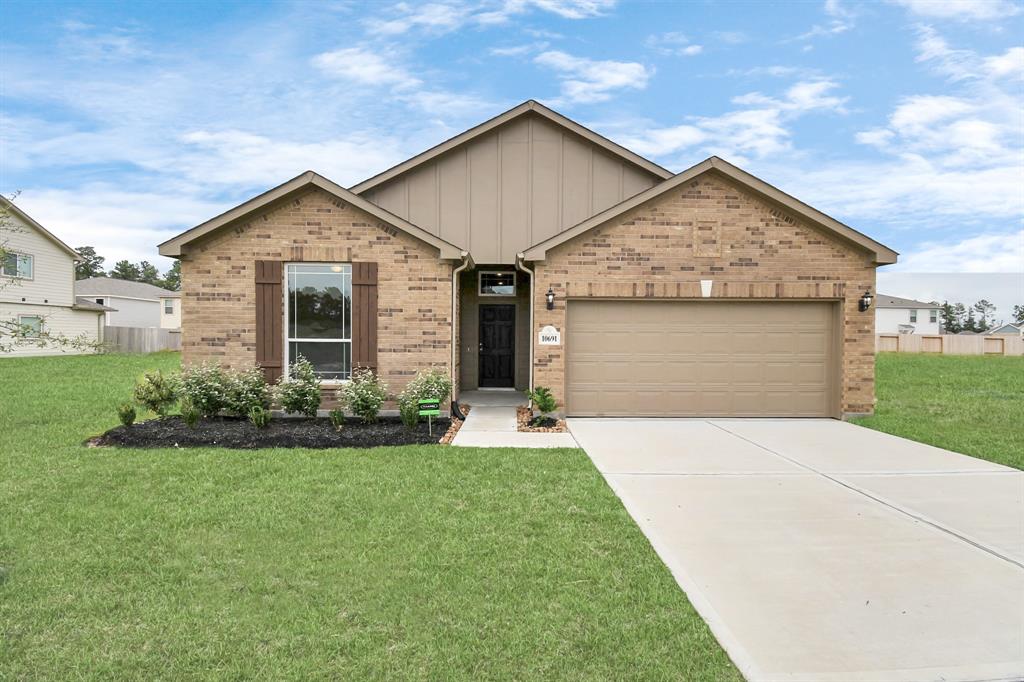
[532,171,878,417]
[181,188,453,406]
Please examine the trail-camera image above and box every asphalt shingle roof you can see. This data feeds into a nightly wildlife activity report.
[75,277,177,300]
[875,293,938,309]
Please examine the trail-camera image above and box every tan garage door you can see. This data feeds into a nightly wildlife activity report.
[566,301,837,417]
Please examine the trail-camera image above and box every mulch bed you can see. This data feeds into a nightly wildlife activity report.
[516,406,567,433]
[91,415,455,450]
[439,405,470,445]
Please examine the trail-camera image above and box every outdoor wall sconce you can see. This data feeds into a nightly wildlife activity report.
[546,287,555,310]
[859,289,874,312]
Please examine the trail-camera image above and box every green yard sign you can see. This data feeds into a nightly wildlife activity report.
[419,398,441,436]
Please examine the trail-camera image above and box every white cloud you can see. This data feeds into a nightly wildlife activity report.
[790,0,856,42]
[712,30,748,44]
[891,230,1024,272]
[509,0,616,20]
[366,2,469,36]
[311,47,421,89]
[892,0,1021,20]
[489,42,549,57]
[364,0,615,35]
[645,32,703,56]
[535,50,651,104]
[984,46,1024,79]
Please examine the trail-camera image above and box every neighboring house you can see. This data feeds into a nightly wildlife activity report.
[159,291,181,329]
[75,278,180,328]
[987,323,1022,336]
[0,198,109,357]
[159,100,898,418]
[875,294,941,335]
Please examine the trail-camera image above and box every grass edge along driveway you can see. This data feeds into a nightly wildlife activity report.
[0,352,740,680]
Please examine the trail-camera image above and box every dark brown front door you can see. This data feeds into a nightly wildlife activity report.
[479,304,515,388]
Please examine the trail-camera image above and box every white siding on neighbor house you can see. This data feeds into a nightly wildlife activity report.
[159,297,181,329]
[101,296,161,327]
[876,307,942,335]
[0,302,103,357]
[0,211,76,308]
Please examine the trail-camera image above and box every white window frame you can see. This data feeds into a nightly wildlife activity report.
[164,299,174,314]
[909,310,917,323]
[18,314,42,338]
[1,252,34,280]
[284,262,352,384]
[929,310,938,324]
[478,270,516,297]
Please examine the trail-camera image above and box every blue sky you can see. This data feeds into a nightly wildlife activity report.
[2,0,1022,286]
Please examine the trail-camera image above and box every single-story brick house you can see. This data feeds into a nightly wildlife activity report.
[159,100,897,418]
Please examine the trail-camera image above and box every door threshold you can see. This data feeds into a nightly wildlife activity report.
[477,387,517,392]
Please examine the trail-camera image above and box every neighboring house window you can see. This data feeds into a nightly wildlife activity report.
[479,271,516,296]
[164,299,174,314]
[930,310,937,323]
[286,263,351,381]
[1,252,33,279]
[909,310,917,323]
[18,315,42,338]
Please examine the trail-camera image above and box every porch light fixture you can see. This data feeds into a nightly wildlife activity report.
[545,287,555,310]
[859,289,873,312]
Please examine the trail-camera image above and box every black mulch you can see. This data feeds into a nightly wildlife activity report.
[92,415,452,449]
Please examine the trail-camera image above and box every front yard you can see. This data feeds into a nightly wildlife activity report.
[0,352,738,680]
[853,352,1024,470]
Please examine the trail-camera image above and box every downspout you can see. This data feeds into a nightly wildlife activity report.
[515,253,535,395]
[450,251,471,413]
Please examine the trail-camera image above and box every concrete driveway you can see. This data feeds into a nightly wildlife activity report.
[569,419,1024,682]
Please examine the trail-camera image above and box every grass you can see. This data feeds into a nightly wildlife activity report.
[853,352,1024,470]
[0,352,739,680]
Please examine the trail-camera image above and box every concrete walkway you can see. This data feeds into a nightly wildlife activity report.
[570,418,1024,682]
[451,390,579,448]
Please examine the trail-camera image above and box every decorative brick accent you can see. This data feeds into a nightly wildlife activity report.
[181,188,453,406]
[532,172,877,416]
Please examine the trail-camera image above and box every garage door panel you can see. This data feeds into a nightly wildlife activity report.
[567,301,836,417]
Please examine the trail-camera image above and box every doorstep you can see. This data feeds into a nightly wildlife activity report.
[451,403,579,449]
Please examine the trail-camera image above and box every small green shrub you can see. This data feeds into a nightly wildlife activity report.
[276,357,321,417]
[178,362,230,417]
[328,408,345,431]
[133,370,178,416]
[225,366,271,417]
[180,397,200,429]
[529,386,558,425]
[337,368,388,424]
[397,367,452,429]
[117,403,136,427]
[248,405,271,429]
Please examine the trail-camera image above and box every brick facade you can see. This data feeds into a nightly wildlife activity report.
[181,188,453,406]
[531,171,877,416]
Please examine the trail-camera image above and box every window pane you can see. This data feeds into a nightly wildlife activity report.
[480,272,515,295]
[2,253,16,275]
[289,341,350,381]
[288,264,350,340]
[18,255,32,278]
[20,316,41,337]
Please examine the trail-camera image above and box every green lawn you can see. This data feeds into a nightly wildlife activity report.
[0,352,739,680]
[853,352,1024,470]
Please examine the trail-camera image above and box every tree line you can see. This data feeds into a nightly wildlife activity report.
[75,246,180,291]
[939,300,1024,334]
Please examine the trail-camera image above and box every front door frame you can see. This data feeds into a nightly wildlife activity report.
[478,303,516,388]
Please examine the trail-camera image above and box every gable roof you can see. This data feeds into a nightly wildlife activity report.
[521,156,899,265]
[987,323,1021,334]
[158,171,464,259]
[76,277,177,300]
[1,197,80,260]
[875,293,938,309]
[349,100,673,195]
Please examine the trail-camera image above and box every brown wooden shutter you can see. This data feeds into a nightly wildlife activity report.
[351,262,378,370]
[255,260,284,384]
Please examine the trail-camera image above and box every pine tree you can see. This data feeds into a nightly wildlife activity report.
[74,246,106,280]
[1013,304,1024,325]
[939,301,961,334]
[109,260,141,281]
[162,260,181,291]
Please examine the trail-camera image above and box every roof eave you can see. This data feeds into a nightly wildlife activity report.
[1,197,82,260]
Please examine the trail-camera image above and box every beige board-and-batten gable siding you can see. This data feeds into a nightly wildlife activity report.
[531,169,878,417]
[358,113,664,264]
[180,188,453,403]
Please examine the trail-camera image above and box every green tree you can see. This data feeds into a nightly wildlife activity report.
[964,307,978,333]
[138,260,162,286]
[1012,304,1024,325]
[74,246,106,280]
[973,300,996,332]
[939,301,961,334]
[109,260,141,281]
[161,260,181,291]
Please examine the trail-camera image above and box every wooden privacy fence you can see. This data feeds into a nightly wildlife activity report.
[104,326,182,354]
[876,334,1023,356]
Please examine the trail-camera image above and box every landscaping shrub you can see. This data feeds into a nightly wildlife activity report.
[276,357,321,417]
[179,397,200,429]
[337,368,388,424]
[225,366,271,417]
[397,367,452,429]
[178,362,230,417]
[117,403,136,427]
[133,370,178,416]
[529,386,558,426]
[248,406,271,429]
[328,408,345,431]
